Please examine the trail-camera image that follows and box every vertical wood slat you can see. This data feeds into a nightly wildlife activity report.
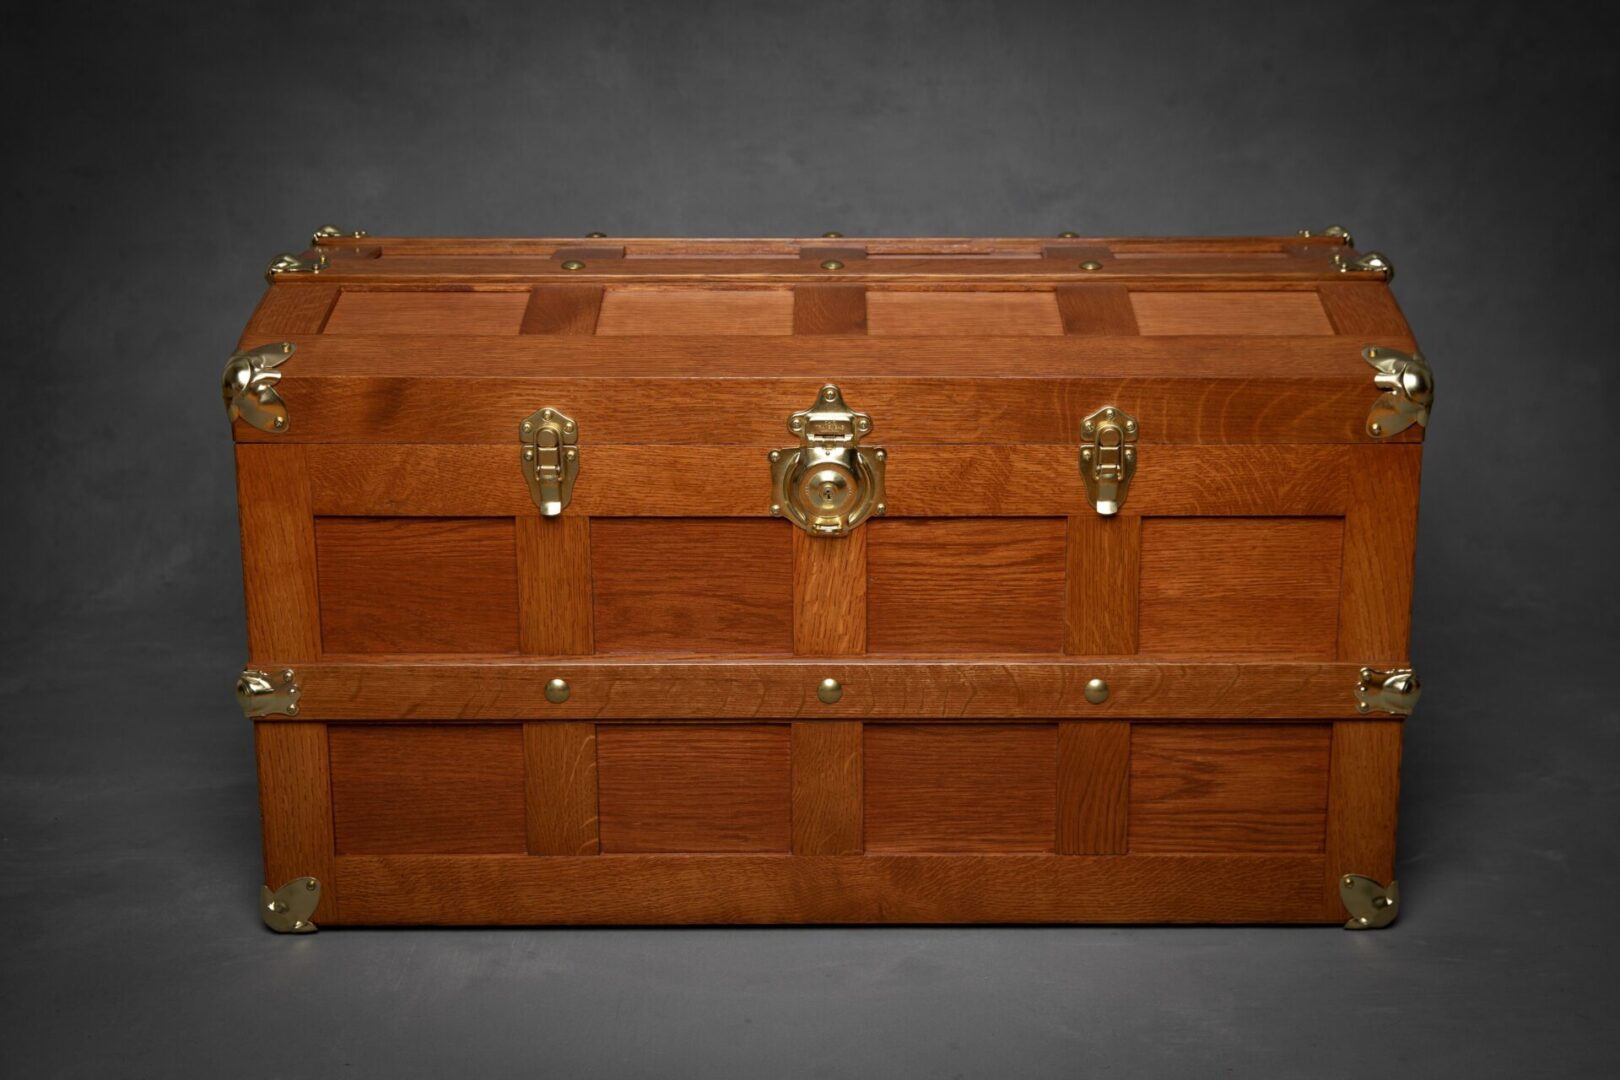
[256,722,338,923]
[520,286,604,335]
[241,285,340,341]
[517,516,594,655]
[793,285,868,334]
[1323,720,1402,917]
[1337,446,1422,663]
[1316,283,1413,338]
[235,445,322,661]
[1055,285,1140,335]
[1056,721,1130,853]
[791,721,863,854]
[524,722,600,855]
[1065,515,1140,655]
[793,529,867,655]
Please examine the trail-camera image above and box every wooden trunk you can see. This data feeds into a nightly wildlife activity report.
[228,231,1425,928]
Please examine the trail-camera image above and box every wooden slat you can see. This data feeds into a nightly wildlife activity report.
[1323,720,1403,917]
[256,722,339,923]
[867,518,1067,654]
[590,519,793,654]
[304,444,1354,518]
[1056,721,1130,854]
[792,285,867,334]
[1138,517,1344,659]
[335,852,1330,924]
[1317,283,1412,338]
[241,285,339,340]
[791,721,863,855]
[524,722,600,855]
[323,290,530,335]
[596,289,794,335]
[235,445,321,661]
[340,235,1347,258]
[328,725,526,854]
[1130,291,1335,335]
[867,291,1064,336]
[596,725,791,852]
[1129,724,1332,853]
[1338,446,1422,663]
[864,725,1057,852]
[793,530,866,655]
[516,516,593,655]
[313,517,519,654]
[1055,285,1140,335]
[287,660,1381,720]
[520,285,603,334]
[1065,515,1140,655]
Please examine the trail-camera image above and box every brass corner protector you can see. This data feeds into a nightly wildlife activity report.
[222,342,295,433]
[520,407,580,516]
[264,251,328,283]
[1333,250,1393,278]
[1363,346,1433,438]
[262,876,321,933]
[1340,874,1399,930]
[1079,405,1138,515]
[1298,224,1354,246]
[312,223,367,244]
[1355,667,1420,716]
[236,667,301,718]
[769,384,886,536]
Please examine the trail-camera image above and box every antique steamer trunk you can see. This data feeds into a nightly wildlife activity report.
[226,229,1428,931]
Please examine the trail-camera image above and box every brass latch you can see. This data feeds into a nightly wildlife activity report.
[236,667,301,718]
[1340,874,1400,930]
[769,384,887,536]
[521,407,580,516]
[262,876,321,933]
[1079,406,1138,515]
[264,251,327,283]
[222,342,295,433]
[1355,667,1421,716]
[1363,347,1433,438]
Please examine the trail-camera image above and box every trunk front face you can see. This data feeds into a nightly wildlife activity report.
[235,236,1420,926]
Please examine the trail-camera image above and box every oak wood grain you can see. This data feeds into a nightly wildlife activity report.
[867,291,1064,335]
[1056,721,1130,854]
[524,722,600,855]
[1323,720,1402,917]
[1130,291,1334,335]
[1337,446,1422,663]
[596,288,794,335]
[235,445,321,661]
[241,285,340,340]
[1065,515,1140,655]
[327,724,525,854]
[1317,283,1413,338]
[323,290,530,335]
[791,721,863,855]
[864,724,1057,852]
[516,516,594,655]
[793,529,866,655]
[256,722,339,922]
[1054,285,1140,335]
[596,725,791,852]
[520,285,603,334]
[792,284,868,334]
[314,517,520,655]
[1129,724,1331,853]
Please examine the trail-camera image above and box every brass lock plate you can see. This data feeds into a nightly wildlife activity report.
[521,407,580,516]
[769,384,886,536]
[1080,406,1138,515]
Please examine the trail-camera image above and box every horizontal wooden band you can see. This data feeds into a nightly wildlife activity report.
[332,852,1332,924]
[272,661,1393,721]
[336,235,1350,257]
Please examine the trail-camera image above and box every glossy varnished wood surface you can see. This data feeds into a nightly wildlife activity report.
[791,721,863,855]
[1056,721,1131,854]
[256,722,339,922]
[524,722,600,855]
[235,446,321,662]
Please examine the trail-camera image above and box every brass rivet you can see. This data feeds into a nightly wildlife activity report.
[545,677,570,704]
[1370,422,1383,436]
[561,260,586,271]
[820,259,844,271]
[823,386,838,401]
[521,420,532,433]
[1344,876,1356,887]
[585,231,607,238]
[1079,260,1103,271]
[305,879,318,891]
[272,417,285,428]
[875,502,886,515]
[822,231,844,238]
[1084,677,1110,704]
[817,677,843,704]
[770,503,782,515]
[874,448,886,461]
[1058,231,1079,238]
[769,450,781,462]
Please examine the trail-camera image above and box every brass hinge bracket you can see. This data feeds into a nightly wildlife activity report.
[264,251,328,283]
[1363,346,1433,438]
[1340,874,1400,930]
[262,876,321,933]
[769,384,887,536]
[222,342,295,433]
[1333,250,1393,279]
[236,667,301,718]
[311,223,368,244]
[1298,224,1354,246]
[1355,667,1421,716]
[521,407,580,516]
[1079,406,1138,515]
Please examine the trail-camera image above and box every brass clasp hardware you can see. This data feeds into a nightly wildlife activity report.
[1355,667,1421,716]
[264,251,327,283]
[261,876,321,933]
[311,224,368,244]
[769,384,887,536]
[1298,224,1354,246]
[1340,874,1400,930]
[236,667,301,718]
[1363,346,1433,438]
[222,342,295,433]
[521,407,580,516]
[1079,406,1138,515]
[1333,250,1393,278]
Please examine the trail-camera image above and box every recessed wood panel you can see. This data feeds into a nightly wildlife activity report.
[864,725,1057,852]
[1130,291,1334,335]
[329,725,526,854]
[867,518,1066,654]
[323,290,529,334]
[595,288,793,334]
[597,725,791,852]
[590,519,793,654]
[1138,517,1343,658]
[315,517,519,654]
[1129,724,1330,853]
[867,291,1063,335]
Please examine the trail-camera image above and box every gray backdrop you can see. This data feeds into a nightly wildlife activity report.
[4,1,1617,1076]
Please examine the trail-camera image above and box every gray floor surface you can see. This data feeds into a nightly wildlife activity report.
[3,612,1615,1078]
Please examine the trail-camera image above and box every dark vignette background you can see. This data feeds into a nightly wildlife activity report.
[3,1,1617,1076]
